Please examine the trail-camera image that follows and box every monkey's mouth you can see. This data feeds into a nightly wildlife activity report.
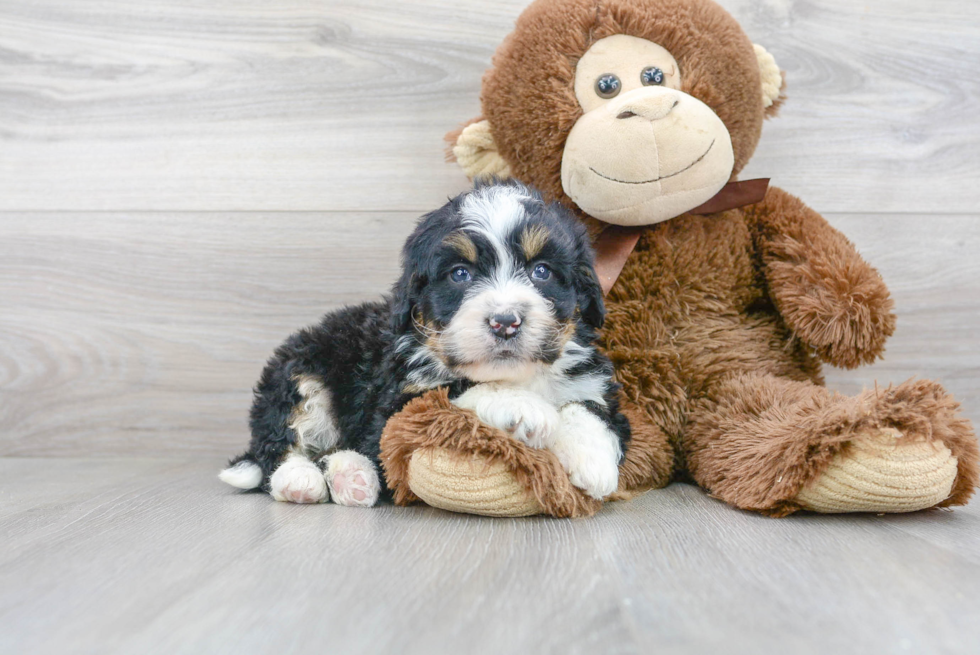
[588,139,715,185]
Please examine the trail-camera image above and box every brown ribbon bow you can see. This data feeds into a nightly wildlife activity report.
[592,178,770,295]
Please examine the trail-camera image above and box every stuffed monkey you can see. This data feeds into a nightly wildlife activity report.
[379,0,979,517]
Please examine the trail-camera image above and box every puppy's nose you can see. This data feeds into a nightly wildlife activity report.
[489,313,521,340]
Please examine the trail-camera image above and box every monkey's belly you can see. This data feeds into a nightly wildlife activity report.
[600,304,822,431]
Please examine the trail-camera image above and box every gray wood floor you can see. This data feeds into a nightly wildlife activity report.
[2,0,979,653]
[2,458,979,655]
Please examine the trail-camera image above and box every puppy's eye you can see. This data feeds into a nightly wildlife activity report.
[641,66,665,86]
[594,74,621,99]
[450,266,472,283]
[531,263,551,281]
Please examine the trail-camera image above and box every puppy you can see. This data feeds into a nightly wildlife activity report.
[219,181,630,506]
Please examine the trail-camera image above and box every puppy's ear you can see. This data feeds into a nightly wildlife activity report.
[390,203,455,335]
[575,263,605,329]
[390,224,425,336]
[390,269,420,335]
[550,199,605,329]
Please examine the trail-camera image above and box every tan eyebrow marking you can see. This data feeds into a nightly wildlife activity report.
[520,224,551,260]
[443,232,478,263]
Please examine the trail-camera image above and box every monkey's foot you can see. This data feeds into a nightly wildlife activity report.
[408,449,543,517]
[795,428,958,513]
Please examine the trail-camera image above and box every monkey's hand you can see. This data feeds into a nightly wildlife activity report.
[749,187,896,369]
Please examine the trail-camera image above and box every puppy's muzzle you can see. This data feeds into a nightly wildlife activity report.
[489,313,521,340]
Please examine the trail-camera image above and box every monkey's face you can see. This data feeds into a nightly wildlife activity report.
[560,35,735,226]
[454,0,783,226]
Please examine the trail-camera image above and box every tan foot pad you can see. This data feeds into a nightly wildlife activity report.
[408,447,543,517]
[796,428,959,513]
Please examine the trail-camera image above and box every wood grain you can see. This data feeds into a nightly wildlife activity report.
[1,0,978,213]
[1,212,977,458]
[1,2,978,652]
[0,457,977,655]
[0,211,416,456]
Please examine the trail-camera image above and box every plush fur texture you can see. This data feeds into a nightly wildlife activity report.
[381,388,604,518]
[384,0,978,516]
[685,377,978,516]
[475,0,769,219]
[222,181,631,504]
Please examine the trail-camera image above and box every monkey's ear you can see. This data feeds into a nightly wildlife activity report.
[445,118,513,181]
[754,44,786,117]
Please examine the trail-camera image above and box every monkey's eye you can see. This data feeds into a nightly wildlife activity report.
[641,66,665,86]
[530,263,552,281]
[594,74,621,99]
[450,266,472,283]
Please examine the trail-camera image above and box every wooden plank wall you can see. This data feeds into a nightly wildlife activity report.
[2,0,978,457]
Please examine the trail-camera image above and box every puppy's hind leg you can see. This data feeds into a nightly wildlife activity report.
[236,370,343,504]
[268,374,347,504]
[270,453,329,504]
[322,450,381,507]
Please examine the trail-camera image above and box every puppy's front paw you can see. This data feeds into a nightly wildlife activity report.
[557,448,619,500]
[270,454,328,504]
[323,450,381,507]
[551,404,621,500]
[453,385,559,448]
[504,399,560,448]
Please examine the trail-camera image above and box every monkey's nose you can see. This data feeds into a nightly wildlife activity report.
[615,90,681,122]
[489,313,521,340]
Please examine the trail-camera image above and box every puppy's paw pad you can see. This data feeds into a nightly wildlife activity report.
[270,456,328,504]
[323,450,381,507]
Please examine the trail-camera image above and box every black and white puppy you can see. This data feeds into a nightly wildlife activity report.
[220,181,630,506]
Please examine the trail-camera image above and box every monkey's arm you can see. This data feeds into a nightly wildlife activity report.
[379,388,603,517]
[746,186,896,369]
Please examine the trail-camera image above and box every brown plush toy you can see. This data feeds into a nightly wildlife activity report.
[379,0,979,517]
